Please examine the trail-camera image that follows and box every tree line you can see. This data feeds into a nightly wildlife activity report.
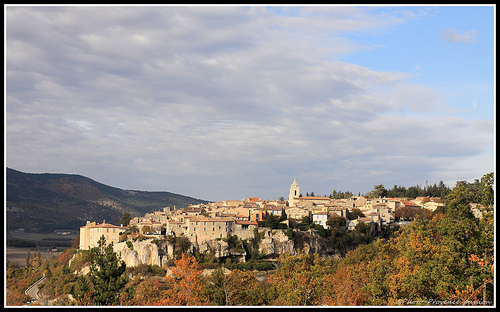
[323,180,453,200]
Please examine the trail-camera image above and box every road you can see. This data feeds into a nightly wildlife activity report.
[25,275,47,305]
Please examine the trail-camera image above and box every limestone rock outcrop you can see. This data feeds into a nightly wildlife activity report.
[106,229,341,268]
[197,239,231,258]
[258,229,295,256]
[194,239,247,262]
[113,239,162,267]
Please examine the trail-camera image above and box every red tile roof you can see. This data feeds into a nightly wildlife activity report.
[235,220,258,225]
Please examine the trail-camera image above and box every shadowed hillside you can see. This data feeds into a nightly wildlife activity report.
[6,168,208,233]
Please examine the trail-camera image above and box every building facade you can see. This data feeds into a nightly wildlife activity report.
[79,220,126,250]
[186,217,235,243]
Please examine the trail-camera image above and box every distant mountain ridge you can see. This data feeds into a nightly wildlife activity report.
[6,168,209,233]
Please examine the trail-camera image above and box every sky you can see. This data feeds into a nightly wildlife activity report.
[5,5,495,202]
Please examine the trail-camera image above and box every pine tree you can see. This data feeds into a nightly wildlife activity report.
[86,236,129,305]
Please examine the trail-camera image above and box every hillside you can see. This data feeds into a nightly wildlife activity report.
[6,168,208,233]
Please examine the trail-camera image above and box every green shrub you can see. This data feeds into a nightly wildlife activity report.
[226,260,275,271]
[252,261,275,271]
[126,241,134,250]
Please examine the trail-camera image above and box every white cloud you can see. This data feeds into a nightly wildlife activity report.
[440,27,478,43]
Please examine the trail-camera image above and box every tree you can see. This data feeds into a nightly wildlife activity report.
[268,253,324,305]
[299,215,312,225]
[318,262,371,305]
[84,236,129,305]
[160,254,210,306]
[280,208,287,222]
[348,208,365,220]
[326,215,346,228]
[354,222,369,235]
[25,249,31,268]
[120,211,132,226]
[72,235,80,249]
[132,277,164,305]
[363,175,495,306]
[207,268,227,305]
[371,184,388,199]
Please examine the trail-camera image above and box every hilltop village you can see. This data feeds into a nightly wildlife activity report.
[78,178,472,259]
[11,174,493,307]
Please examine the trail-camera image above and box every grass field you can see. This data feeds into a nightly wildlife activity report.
[6,229,76,267]
[6,247,65,267]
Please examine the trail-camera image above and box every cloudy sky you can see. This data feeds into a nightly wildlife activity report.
[5,5,495,202]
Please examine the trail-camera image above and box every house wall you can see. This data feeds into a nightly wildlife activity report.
[79,221,123,250]
[285,207,310,220]
[186,217,234,243]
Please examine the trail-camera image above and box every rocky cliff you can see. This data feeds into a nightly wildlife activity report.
[257,229,295,256]
[113,239,163,267]
[110,230,339,268]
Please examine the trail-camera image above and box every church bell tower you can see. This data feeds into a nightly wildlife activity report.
[288,178,300,207]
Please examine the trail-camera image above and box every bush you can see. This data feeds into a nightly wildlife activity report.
[226,260,275,271]
[276,223,288,229]
[126,241,134,250]
[299,225,309,231]
[126,263,165,277]
[252,261,275,271]
[284,228,295,240]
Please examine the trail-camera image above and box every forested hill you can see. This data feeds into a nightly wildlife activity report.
[6,168,208,233]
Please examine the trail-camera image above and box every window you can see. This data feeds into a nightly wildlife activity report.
[194,227,196,231]
[204,227,207,231]
[204,221,207,225]
[196,221,199,225]
[212,227,215,232]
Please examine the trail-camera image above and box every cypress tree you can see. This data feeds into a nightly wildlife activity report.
[25,249,30,267]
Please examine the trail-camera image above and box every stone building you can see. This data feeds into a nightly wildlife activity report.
[186,217,235,243]
[79,220,126,250]
[288,178,300,207]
